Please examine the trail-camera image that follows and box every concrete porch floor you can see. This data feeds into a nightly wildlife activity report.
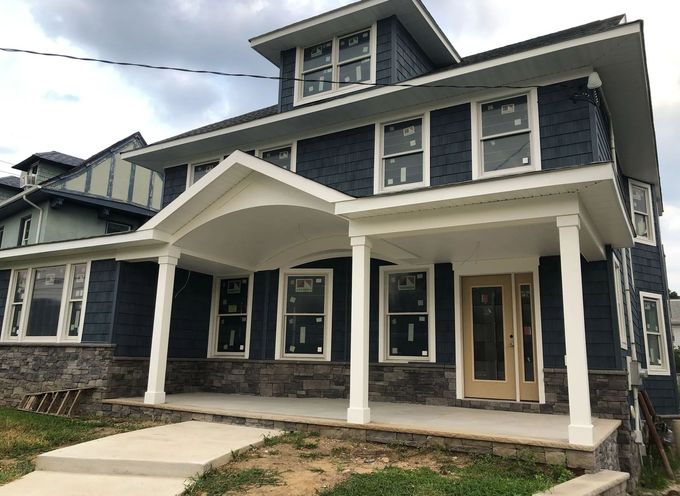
[104,393,621,451]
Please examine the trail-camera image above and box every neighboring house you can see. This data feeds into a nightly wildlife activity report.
[0,176,21,203]
[671,299,680,346]
[0,132,163,249]
[13,150,84,188]
[0,0,675,488]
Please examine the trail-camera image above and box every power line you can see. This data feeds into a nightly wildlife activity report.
[0,46,533,90]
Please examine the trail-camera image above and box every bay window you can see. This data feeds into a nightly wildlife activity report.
[277,269,332,360]
[2,262,90,342]
[379,265,435,362]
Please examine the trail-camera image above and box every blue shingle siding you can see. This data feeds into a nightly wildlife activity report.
[168,269,212,359]
[162,164,188,208]
[376,18,393,84]
[279,48,296,113]
[538,79,594,169]
[249,270,278,360]
[82,259,118,343]
[393,18,434,82]
[539,255,618,369]
[296,125,375,197]
[430,103,472,186]
[0,270,10,327]
[111,261,157,357]
[435,263,454,364]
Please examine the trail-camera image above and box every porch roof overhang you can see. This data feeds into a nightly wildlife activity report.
[340,163,633,264]
[123,21,659,208]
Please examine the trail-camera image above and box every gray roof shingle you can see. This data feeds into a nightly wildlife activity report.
[0,176,20,189]
[13,151,84,171]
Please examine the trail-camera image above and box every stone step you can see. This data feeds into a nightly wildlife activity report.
[35,421,280,478]
[534,470,630,496]
[0,471,187,496]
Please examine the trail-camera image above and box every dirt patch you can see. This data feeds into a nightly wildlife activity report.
[233,435,469,496]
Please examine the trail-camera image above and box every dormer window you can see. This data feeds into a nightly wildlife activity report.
[295,25,376,105]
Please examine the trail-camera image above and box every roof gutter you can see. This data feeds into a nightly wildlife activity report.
[20,186,44,243]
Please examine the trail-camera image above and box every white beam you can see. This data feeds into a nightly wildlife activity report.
[557,214,594,445]
[347,236,372,424]
[144,254,178,405]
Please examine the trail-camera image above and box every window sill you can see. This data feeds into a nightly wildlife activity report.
[293,81,373,107]
[277,355,331,362]
[381,356,435,364]
[646,367,671,376]
[476,165,537,181]
[633,237,657,247]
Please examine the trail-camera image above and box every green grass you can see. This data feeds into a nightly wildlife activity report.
[638,443,680,492]
[319,456,571,496]
[263,431,320,450]
[0,407,148,485]
[183,467,280,496]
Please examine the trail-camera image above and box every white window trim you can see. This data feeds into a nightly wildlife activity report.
[293,22,377,107]
[275,268,333,361]
[374,112,431,194]
[105,221,132,234]
[19,215,31,246]
[186,158,221,188]
[612,257,628,349]
[378,264,436,363]
[207,274,254,359]
[628,179,656,246]
[470,88,541,180]
[640,291,670,375]
[1,261,91,343]
[256,142,298,172]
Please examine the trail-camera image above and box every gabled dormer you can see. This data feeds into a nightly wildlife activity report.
[249,0,460,111]
[13,151,83,188]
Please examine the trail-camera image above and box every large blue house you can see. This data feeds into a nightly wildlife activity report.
[0,0,674,487]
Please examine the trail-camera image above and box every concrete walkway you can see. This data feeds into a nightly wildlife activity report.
[0,421,280,496]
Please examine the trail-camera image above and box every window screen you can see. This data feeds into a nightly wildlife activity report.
[386,271,429,358]
[631,185,651,240]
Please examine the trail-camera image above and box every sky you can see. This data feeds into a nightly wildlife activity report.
[0,0,679,288]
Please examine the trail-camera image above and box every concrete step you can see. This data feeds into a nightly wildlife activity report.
[35,421,280,478]
[0,471,187,496]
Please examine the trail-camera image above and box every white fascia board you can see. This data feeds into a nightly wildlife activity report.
[335,162,616,218]
[140,150,352,234]
[0,229,169,263]
[123,22,641,163]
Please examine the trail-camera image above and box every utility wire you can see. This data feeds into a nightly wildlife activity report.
[0,46,534,90]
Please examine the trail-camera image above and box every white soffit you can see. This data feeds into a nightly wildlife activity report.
[249,0,459,67]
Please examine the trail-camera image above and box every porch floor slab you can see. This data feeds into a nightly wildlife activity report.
[105,393,621,451]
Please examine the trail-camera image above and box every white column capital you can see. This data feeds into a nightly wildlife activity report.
[350,235,373,248]
[556,214,580,230]
[157,254,179,266]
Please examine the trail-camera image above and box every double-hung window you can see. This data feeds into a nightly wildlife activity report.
[629,180,655,245]
[378,115,429,192]
[296,26,375,104]
[18,215,31,246]
[474,92,538,178]
[190,160,219,185]
[258,143,296,171]
[277,269,332,360]
[2,263,90,342]
[640,292,669,374]
[211,276,251,357]
[379,266,435,362]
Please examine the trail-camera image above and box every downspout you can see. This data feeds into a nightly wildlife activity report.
[20,186,44,244]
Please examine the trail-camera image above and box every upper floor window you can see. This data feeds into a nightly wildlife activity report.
[640,292,669,375]
[190,160,219,185]
[2,262,90,342]
[257,143,296,171]
[295,25,376,105]
[629,180,655,245]
[472,90,540,179]
[376,114,430,193]
[18,215,31,246]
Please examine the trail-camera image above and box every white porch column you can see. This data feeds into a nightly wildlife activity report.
[347,235,372,424]
[144,254,178,405]
[557,215,594,445]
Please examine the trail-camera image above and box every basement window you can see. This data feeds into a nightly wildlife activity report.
[379,265,435,362]
[210,276,252,357]
[640,292,670,375]
[295,25,376,105]
[277,269,333,361]
[2,262,90,342]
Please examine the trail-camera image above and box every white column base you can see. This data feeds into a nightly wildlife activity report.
[347,407,371,424]
[568,423,595,446]
[143,391,166,405]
